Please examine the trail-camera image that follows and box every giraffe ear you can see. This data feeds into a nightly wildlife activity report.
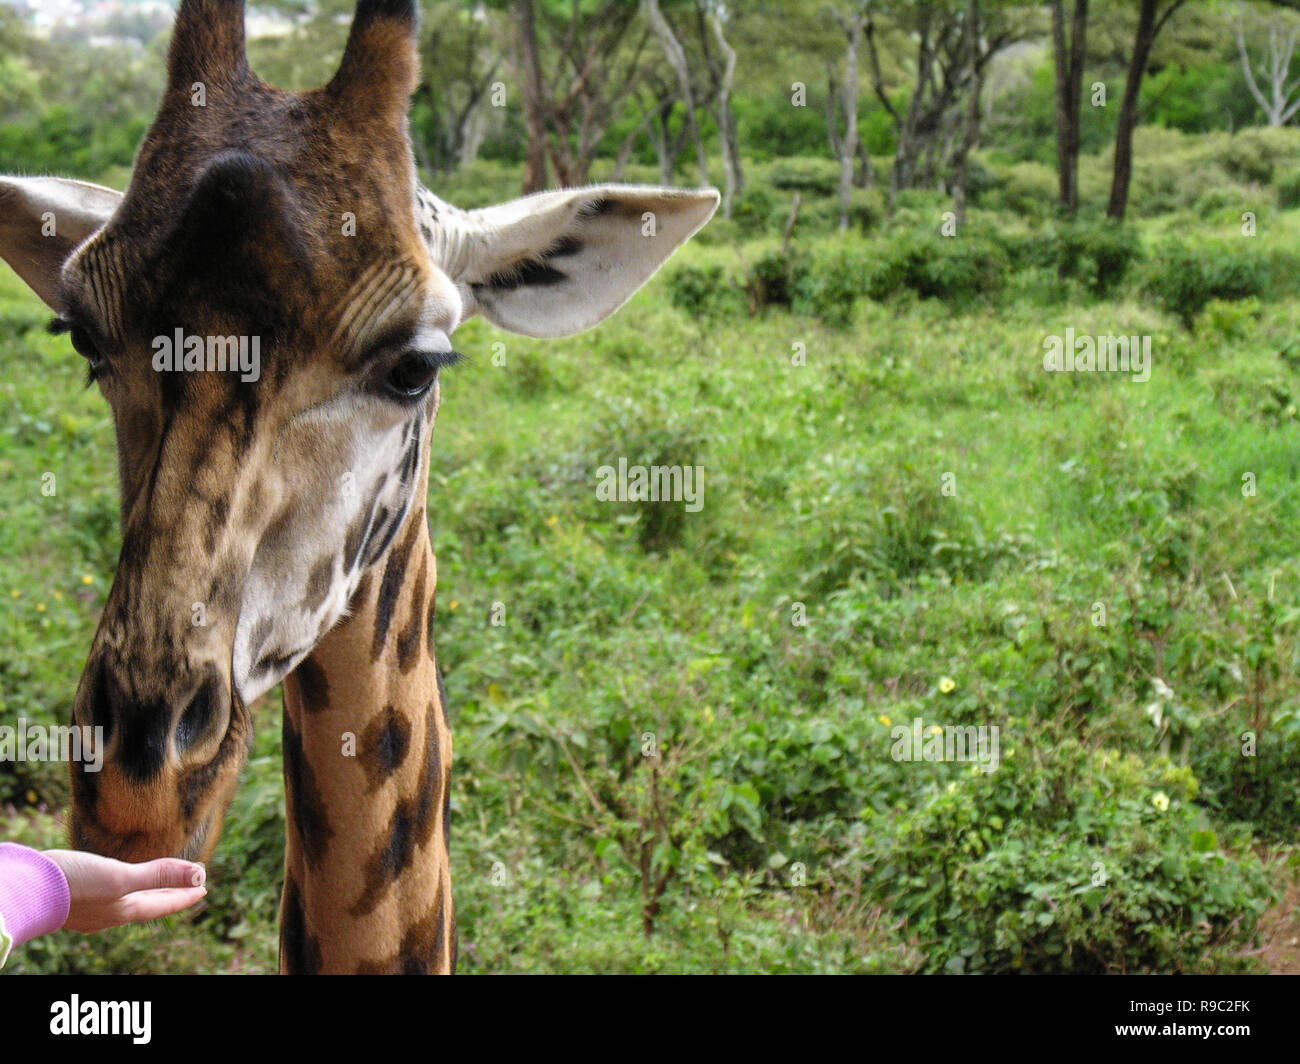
[165,0,249,97]
[445,186,720,338]
[0,177,122,310]
[327,0,420,121]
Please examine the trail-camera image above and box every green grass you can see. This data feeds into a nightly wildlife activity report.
[2,161,1299,972]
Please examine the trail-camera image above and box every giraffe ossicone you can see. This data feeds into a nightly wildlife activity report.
[0,0,717,974]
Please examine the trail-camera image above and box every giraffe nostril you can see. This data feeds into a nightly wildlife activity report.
[84,655,117,746]
[176,676,221,753]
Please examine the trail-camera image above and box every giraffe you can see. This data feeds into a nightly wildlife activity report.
[0,0,717,973]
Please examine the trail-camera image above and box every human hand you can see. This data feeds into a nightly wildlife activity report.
[43,850,207,933]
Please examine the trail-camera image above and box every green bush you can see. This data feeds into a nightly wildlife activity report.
[1195,713,1300,842]
[730,183,780,237]
[571,396,711,552]
[991,229,1057,271]
[1279,171,1300,210]
[791,245,871,326]
[872,740,1276,973]
[786,450,1023,594]
[731,92,832,161]
[745,241,880,325]
[747,248,801,309]
[1055,220,1143,296]
[868,232,1008,305]
[764,156,842,196]
[801,186,885,234]
[666,262,741,319]
[978,161,1058,218]
[1144,241,1272,328]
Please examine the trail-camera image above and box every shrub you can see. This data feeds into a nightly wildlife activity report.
[743,241,879,326]
[1055,220,1143,296]
[666,262,741,319]
[802,186,885,233]
[787,450,1015,594]
[764,156,841,196]
[868,232,1008,306]
[747,248,801,309]
[979,161,1058,218]
[573,397,711,552]
[1279,170,1300,210]
[991,229,1058,272]
[791,245,871,326]
[731,183,779,237]
[871,740,1276,973]
[1193,297,1262,342]
[1144,241,1271,328]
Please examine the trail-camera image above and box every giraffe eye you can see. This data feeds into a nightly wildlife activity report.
[50,316,106,381]
[385,353,439,398]
[72,327,107,382]
[382,350,462,400]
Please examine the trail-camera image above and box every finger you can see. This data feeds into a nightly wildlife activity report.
[115,886,208,925]
[116,858,206,893]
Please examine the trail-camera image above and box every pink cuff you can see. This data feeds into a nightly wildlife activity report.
[0,843,71,945]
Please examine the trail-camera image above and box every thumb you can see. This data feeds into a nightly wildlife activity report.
[119,858,206,893]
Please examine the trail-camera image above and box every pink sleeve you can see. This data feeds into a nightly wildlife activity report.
[0,842,71,948]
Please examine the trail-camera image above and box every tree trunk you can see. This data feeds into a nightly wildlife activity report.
[854,135,874,189]
[644,0,709,187]
[1108,0,1185,220]
[708,9,742,216]
[613,107,656,180]
[512,0,549,193]
[544,111,578,187]
[951,0,981,228]
[837,13,861,230]
[650,98,688,184]
[890,8,935,210]
[1052,0,1089,215]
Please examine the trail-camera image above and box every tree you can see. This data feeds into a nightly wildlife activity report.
[1107,0,1188,221]
[864,0,1028,212]
[828,2,869,231]
[413,2,504,174]
[1235,3,1300,126]
[509,0,651,192]
[950,0,981,227]
[632,73,694,184]
[1051,0,1089,215]
[695,1,744,215]
[512,0,553,192]
[644,0,710,187]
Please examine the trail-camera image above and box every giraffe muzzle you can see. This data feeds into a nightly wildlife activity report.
[70,655,251,864]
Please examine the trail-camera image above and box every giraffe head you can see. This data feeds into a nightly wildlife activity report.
[0,0,717,863]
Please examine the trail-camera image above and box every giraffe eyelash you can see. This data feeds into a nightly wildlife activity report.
[50,315,108,384]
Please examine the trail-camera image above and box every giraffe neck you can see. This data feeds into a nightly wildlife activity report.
[278,482,454,974]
